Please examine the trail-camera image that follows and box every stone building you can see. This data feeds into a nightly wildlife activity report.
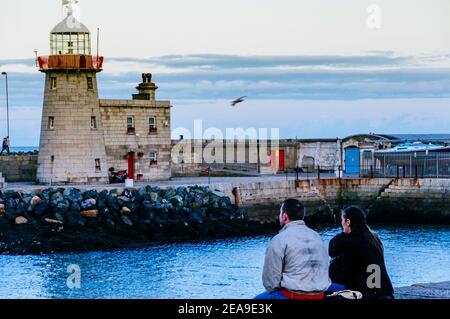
[36,4,171,184]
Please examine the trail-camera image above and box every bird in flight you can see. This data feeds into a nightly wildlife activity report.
[231,96,247,107]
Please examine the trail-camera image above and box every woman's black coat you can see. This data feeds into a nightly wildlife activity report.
[329,232,394,299]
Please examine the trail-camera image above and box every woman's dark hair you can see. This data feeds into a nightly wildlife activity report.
[342,205,384,255]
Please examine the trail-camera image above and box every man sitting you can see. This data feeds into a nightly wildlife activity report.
[255,199,331,299]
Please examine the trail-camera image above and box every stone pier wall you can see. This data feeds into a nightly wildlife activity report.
[0,155,38,182]
[369,179,450,223]
[210,178,394,223]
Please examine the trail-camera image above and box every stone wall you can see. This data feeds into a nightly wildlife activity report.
[209,178,394,223]
[369,179,450,223]
[297,140,341,170]
[0,155,38,182]
[100,99,171,181]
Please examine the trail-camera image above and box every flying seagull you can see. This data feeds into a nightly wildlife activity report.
[231,96,247,107]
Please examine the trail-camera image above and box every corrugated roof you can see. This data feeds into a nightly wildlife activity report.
[51,15,89,33]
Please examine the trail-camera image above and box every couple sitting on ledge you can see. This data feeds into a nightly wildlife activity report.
[255,199,394,300]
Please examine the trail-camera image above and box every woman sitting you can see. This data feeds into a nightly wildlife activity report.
[328,206,394,300]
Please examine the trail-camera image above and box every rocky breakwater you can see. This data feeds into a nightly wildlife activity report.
[0,186,275,254]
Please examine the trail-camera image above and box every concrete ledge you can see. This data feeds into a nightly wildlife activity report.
[395,281,450,299]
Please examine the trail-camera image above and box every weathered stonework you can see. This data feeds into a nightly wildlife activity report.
[0,155,38,182]
[99,99,172,181]
[36,71,109,184]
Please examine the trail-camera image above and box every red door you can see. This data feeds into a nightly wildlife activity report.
[127,152,135,179]
[279,150,285,172]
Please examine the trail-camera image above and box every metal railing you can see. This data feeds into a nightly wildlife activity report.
[363,152,450,179]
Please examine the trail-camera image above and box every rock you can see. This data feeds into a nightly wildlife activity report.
[50,192,64,203]
[4,208,18,222]
[56,200,70,213]
[81,198,97,210]
[63,188,83,203]
[123,189,134,199]
[40,189,52,201]
[80,210,98,218]
[121,215,133,226]
[150,192,158,202]
[169,195,184,206]
[189,210,204,224]
[117,196,131,204]
[44,218,63,224]
[54,212,65,223]
[0,203,5,214]
[83,190,99,200]
[34,200,50,217]
[66,211,86,227]
[211,190,227,198]
[15,216,28,225]
[5,198,18,210]
[70,202,81,212]
[121,207,131,215]
[31,196,41,206]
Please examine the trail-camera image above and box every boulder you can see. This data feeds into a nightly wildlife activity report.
[31,196,41,206]
[169,195,184,207]
[83,189,99,200]
[81,198,97,210]
[44,218,63,225]
[117,196,131,204]
[150,192,159,202]
[50,192,64,203]
[54,212,66,223]
[15,216,28,224]
[80,210,98,218]
[66,211,86,227]
[56,200,70,213]
[143,200,154,212]
[120,207,131,215]
[121,215,133,226]
[34,200,50,217]
[4,208,18,222]
[63,188,83,203]
[70,202,81,212]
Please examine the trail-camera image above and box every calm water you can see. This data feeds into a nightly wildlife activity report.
[0,224,449,299]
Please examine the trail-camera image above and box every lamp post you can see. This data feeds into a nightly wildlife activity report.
[1,72,9,141]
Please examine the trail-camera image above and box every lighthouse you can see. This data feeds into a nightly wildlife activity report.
[37,0,109,184]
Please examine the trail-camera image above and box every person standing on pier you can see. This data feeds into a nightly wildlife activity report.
[0,136,10,155]
[328,206,394,299]
[255,199,331,299]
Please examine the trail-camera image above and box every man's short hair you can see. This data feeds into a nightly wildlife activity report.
[281,199,305,221]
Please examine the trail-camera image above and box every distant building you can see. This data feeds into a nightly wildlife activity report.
[36,3,171,184]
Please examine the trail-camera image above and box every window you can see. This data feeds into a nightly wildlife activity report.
[68,41,74,47]
[149,151,158,165]
[87,77,94,90]
[95,159,101,172]
[149,117,157,133]
[50,77,57,90]
[91,116,97,129]
[48,117,55,130]
[127,116,135,134]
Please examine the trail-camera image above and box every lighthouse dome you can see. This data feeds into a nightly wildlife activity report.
[50,14,91,55]
[51,14,90,34]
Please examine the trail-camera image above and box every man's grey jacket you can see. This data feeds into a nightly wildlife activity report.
[262,220,331,293]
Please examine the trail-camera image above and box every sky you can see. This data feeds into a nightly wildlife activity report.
[0,0,450,146]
